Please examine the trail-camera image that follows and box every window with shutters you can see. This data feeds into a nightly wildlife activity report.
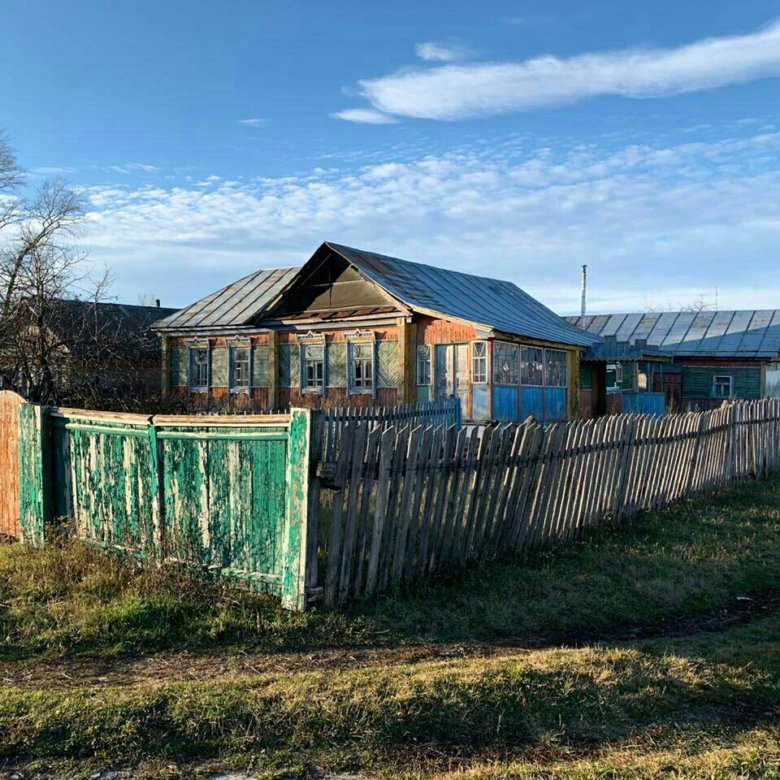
[229,345,250,392]
[301,343,325,392]
[190,347,209,391]
[349,341,374,394]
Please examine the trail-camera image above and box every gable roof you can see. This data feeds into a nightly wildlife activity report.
[326,243,596,347]
[49,299,178,358]
[566,311,780,359]
[154,242,596,347]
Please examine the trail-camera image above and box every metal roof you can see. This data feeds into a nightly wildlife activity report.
[48,299,179,358]
[565,311,780,359]
[325,243,596,347]
[154,242,597,347]
[153,266,300,331]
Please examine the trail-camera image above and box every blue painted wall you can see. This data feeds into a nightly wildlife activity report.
[472,384,490,422]
[544,388,568,421]
[521,387,544,421]
[493,385,519,422]
[622,391,666,415]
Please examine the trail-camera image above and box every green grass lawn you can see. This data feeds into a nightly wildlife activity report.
[0,474,779,778]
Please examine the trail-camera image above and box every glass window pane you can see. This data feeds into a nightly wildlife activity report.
[417,345,431,385]
[472,341,487,384]
[544,349,567,387]
[493,341,519,385]
[520,347,544,386]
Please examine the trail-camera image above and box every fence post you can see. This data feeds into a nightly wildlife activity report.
[147,419,165,561]
[281,407,313,611]
[18,403,52,548]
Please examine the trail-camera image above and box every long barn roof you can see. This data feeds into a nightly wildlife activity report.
[155,242,596,347]
[565,311,780,359]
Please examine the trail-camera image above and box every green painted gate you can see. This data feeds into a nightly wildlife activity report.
[18,406,312,610]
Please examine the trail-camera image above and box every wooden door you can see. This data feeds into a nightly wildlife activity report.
[654,371,682,412]
[435,344,470,415]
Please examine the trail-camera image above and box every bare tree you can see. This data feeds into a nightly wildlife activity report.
[645,294,717,314]
[0,133,124,404]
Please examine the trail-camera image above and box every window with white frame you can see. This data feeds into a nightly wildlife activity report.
[416,344,431,385]
[493,341,519,385]
[472,341,488,383]
[520,346,544,386]
[349,341,374,393]
[545,349,568,387]
[190,347,209,391]
[229,344,250,392]
[301,343,325,392]
[712,374,734,398]
[607,362,624,390]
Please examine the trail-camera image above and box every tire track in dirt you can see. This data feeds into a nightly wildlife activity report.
[2,589,777,690]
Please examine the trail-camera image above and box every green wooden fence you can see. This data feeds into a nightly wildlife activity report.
[18,406,313,610]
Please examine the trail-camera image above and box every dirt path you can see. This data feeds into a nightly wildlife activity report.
[2,589,777,690]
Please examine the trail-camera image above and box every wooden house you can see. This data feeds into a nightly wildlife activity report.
[153,242,596,422]
[1,298,177,405]
[567,310,780,414]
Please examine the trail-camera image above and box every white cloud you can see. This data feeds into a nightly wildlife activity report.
[331,108,399,124]
[239,118,266,127]
[415,41,472,62]
[352,18,780,120]
[78,128,780,312]
[31,166,76,175]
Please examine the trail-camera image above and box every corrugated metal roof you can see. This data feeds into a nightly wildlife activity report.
[565,311,780,359]
[326,243,596,347]
[154,266,300,330]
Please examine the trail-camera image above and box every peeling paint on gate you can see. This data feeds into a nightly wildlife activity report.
[16,405,313,608]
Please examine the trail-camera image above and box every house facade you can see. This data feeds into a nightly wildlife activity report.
[567,311,780,414]
[154,242,596,422]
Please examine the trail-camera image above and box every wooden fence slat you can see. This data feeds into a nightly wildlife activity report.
[364,428,395,597]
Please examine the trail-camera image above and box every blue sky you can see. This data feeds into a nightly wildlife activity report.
[3,0,780,314]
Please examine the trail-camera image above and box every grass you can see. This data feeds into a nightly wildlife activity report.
[2,473,780,660]
[0,475,779,777]
[0,613,778,777]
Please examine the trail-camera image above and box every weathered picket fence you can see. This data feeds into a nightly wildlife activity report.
[319,398,461,462]
[4,390,780,610]
[1,393,460,610]
[311,399,780,607]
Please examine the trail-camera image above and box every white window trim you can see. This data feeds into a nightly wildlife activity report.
[712,374,734,399]
[298,331,326,395]
[228,339,252,394]
[188,341,210,394]
[346,329,376,396]
[472,340,488,384]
